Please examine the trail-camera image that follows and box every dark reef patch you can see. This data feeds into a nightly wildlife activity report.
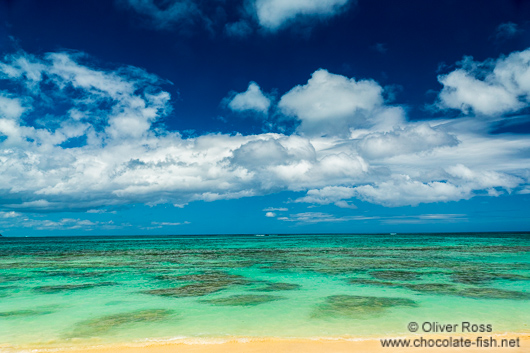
[403,283,461,295]
[155,271,249,285]
[311,295,417,319]
[142,282,227,297]
[347,278,402,287]
[0,308,54,317]
[451,271,530,285]
[200,294,284,306]
[68,309,175,337]
[251,282,301,292]
[33,282,116,293]
[458,287,530,300]
[370,270,420,281]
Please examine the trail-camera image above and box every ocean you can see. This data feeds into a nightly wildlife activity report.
[1,233,529,350]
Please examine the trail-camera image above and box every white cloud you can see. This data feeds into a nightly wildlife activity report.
[0,211,21,218]
[265,211,276,217]
[518,186,530,195]
[151,221,189,226]
[227,82,271,114]
[296,159,526,208]
[279,212,376,223]
[446,164,521,188]
[437,49,530,116]
[352,177,472,207]
[295,186,357,208]
[254,0,351,31]
[16,217,120,230]
[0,49,528,215]
[279,212,467,225]
[357,123,459,159]
[382,214,467,224]
[86,209,117,214]
[0,94,28,120]
[263,207,288,211]
[278,69,389,137]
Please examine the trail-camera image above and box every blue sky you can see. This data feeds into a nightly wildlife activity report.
[0,0,529,236]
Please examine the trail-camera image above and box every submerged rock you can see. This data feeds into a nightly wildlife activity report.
[252,282,301,292]
[0,309,54,317]
[200,294,284,306]
[156,271,249,285]
[459,287,530,300]
[370,270,420,281]
[143,282,227,297]
[149,271,254,298]
[347,278,402,287]
[452,271,530,285]
[0,285,19,298]
[403,283,460,295]
[33,270,118,279]
[401,282,530,300]
[0,274,28,283]
[451,272,491,285]
[311,295,417,319]
[33,282,116,293]
[68,309,175,337]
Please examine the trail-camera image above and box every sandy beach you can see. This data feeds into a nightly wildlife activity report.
[7,334,528,353]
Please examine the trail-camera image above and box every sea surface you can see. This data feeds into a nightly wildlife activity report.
[1,233,529,350]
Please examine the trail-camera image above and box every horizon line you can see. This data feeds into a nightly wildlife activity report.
[2,231,529,238]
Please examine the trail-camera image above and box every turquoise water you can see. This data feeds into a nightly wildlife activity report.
[1,233,529,350]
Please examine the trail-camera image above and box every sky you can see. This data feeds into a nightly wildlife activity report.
[0,0,529,236]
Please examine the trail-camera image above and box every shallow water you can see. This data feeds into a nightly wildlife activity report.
[0,233,529,349]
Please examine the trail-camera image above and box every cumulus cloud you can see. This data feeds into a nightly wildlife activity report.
[265,211,276,217]
[279,69,390,137]
[297,163,525,208]
[437,48,530,116]
[352,177,472,207]
[0,94,28,120]
[0,48,528,215]
[357,123,459,159]
[229,134,371,190]
[295,186,357,208]
[226,82,271,114]
[446,164,522,191]
[253,0,351,31]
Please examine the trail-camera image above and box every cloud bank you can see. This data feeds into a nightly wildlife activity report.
[0,48,529,215]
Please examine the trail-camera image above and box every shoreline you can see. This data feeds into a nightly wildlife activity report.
[3,333,529,353]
